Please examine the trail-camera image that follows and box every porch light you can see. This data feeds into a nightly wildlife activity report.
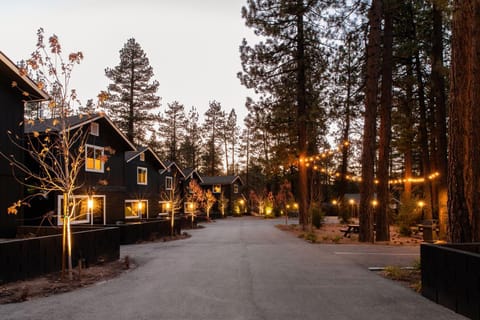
[87,198,94,210]
[371,199,378,207]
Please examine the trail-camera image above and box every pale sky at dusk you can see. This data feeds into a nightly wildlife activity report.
[1,0,257,122]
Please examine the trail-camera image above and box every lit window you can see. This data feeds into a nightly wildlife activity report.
[137,167,147,185]
[125,200,148,219]
[139,153,145,162]
[90,122,99,136]
[165,176,173,190]
[184,202,195,214]
[159,201,172,216]
[213,184,221,193]
[85,144,104,172]
[233,184,239,194]
[57,195,105,225]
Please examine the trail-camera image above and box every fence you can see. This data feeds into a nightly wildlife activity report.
[0,226,120,284]
[109,218,182,245]
[421,243,480,319]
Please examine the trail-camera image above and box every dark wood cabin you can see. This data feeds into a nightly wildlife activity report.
[200,175,246,216]
[124,147,166,220]
[158,160,185,216]
[23,113,137,225]
[0,51,49,237]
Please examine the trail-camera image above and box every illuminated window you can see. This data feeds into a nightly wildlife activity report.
[139,152,145,162]
[165,176,173,190]
[85,144,104,172]
[137,167,147,185]
[213,184,221,193]
[233,184,239,194]
[125,200,148,219]
[184,202,195,214]
[57,194,105,225]
[90,122,99,136]
[159,201,172,215]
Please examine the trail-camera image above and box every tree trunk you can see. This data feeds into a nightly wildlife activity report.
[376,0,393,242]
[431,1,448,237]
[359,0,382,243]
[403,62,414,202]
[296,2,309,228]
[448,0,473,243]
[467,0,480,241]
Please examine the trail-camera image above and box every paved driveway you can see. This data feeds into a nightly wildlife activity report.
[0,217,466,320]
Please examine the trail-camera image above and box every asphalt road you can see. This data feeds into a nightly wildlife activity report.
[0,217,466,320]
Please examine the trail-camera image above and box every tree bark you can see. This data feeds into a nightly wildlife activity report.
[448,0,473,243]
[296,2,309,228]
[376,0,393,242]
[431,1,448,236]
[359,0,382,242]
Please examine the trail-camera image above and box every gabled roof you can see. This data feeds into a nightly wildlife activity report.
[0,51,49,101]
[160,160,185,178]
[125,146,166,169]
[201,175,243,186]
[182,167,204,183]
[24,112,136,151]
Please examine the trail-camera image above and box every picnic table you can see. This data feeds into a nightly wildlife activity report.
[341,224,360,237]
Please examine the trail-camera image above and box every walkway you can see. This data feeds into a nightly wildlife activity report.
[0,217,466,320]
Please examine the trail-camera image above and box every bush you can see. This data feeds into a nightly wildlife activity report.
[310,203,324,229]
[396,198,422,236]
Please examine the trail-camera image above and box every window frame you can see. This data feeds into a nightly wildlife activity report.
[125,199,148,219]
[139,152,145,162]
[233,183,239,194]
[213,184,221,194]
[90,122,99,136]
[85,144,104,173]
[165,176,173,190]
[57,194,106,225]
[137,166,148,185]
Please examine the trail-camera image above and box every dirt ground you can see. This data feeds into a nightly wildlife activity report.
[275,220,423,246]
[0,233,190,305]
[0,258,131,304]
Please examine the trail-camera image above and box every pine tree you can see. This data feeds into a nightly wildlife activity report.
[160,101,185,162]
[104,38,160,146]
[201,101,224,176]
[239,0,331,228]
[179,107,202,170]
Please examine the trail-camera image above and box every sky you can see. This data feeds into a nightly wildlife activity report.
[1,0,258,122]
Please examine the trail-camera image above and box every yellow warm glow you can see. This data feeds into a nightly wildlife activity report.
[417,200,425,208]
[87,198,94,210]
[371,200,378,207]
[349,199,355,205]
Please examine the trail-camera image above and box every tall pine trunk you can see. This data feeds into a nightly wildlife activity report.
[359,0,382,242]
[295,1,309,228]
[448,0,473,243]
[376,0,393,242]
[431,1,448,237]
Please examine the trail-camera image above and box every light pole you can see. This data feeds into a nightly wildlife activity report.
[349,199,355,218]
[417,200,425,220]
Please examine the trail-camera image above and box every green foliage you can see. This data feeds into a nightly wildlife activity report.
[396,198,422,236]
[300,232,317,243]
[104,38,160,146]
[310,203,324,229]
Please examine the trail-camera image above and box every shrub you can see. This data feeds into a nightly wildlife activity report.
[310,203,324,229]
[396,198,422,236]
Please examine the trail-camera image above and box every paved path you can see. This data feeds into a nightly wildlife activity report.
[0,217,466,320]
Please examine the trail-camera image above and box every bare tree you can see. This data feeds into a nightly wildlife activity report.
[1,28,106,279]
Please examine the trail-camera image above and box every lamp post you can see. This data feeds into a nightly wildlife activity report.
[349,199,355,218]
[417,200,425,220]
